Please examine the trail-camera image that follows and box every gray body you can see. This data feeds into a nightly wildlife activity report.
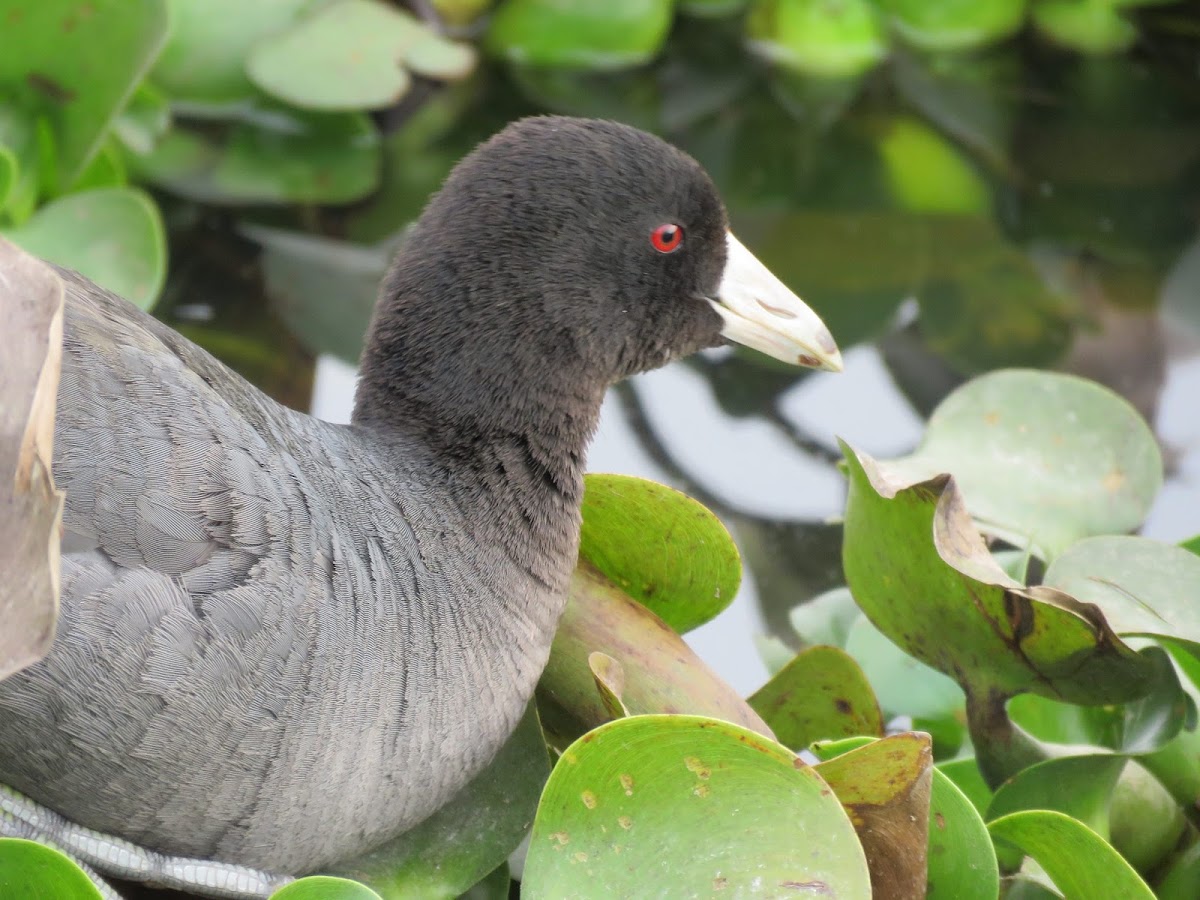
[0,272,576,872]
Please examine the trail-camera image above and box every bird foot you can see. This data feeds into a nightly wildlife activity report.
[1,784,292,899]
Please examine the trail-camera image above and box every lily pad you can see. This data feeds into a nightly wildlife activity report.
[811,734,933,899]
[3,187,165,309]
[744,0,888,78]
[988,810,1155,899]
[578,474,741,633]
[748,645,883,750]
[487,0,674,70]
[538,560,770,738]
[878,118,991,215]
[329,705,549,899]
[151,0,310,107]
[523,715,872,898]
[0,0,168,187]
[873,370,1162,560]
[0,838,104,899]
[247,0,475,112]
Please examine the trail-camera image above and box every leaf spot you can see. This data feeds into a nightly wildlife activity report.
[581,790,598,809]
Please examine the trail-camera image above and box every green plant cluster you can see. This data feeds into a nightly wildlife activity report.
[5,366,1200,897]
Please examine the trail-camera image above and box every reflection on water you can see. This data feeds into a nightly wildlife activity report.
[159,21,1200,694]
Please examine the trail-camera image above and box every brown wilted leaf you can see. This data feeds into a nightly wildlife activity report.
[0,238,65,680]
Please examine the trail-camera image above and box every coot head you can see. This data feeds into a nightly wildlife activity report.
[355,117,840,433]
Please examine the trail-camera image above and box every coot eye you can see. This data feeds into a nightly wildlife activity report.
[650,223,683,254]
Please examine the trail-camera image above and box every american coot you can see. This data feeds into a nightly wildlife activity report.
[0,117,840,887]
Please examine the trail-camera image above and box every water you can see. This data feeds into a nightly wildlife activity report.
[158,22,1200,696]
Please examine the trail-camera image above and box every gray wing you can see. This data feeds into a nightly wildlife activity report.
[0,269,330,858]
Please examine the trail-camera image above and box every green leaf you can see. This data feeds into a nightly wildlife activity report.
[937,758,994,818]
[749,645,883,751]
[271,876,382,900]
[129,110,381,205]
[1032,0,1138,54]
[112,83,170,155]
[878,0,1028,51]
[242,225,389,364]
[523,715,871,898]
[874,370,1162,560]
[1042,536,1200,661]
[744,0,888,78]
[151,0,310,107]
[988,755,1127,838]
[1108,760,1186,874]
[247,0,475,112]
[840,440,1159,782]
[538,561,770,740]
[487,0,674,70]
[878,118,990,215]
[0,143,15,213]
[578,474,740,633]
[329,705,549,900]
[812,734,934,898]
[3,187,165,309]
[789,587,861,649]
[0,0,168,187]
[926,766,1000,899]
[1182,534,1200,556]
[0,103,40,225]
[1156,841,1200,900]
[988,810,1155,899]
[0,838,104,899]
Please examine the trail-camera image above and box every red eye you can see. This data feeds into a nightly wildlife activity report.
[650,223,683,254]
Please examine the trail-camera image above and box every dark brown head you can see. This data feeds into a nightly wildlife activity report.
[354,116,840,439]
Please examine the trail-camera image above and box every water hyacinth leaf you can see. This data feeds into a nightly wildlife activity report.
[539,561,770,737]
[1108,760,1186,874]
[578,474,740,633]
[916,221,1074,374]
[0,144,15,213]
[588,652,629,720]
[748,645,883,751]
[873,370,1162,560]
[789,586,860,649]
[843,614,966,724]
[523,715,871,898]
[744,0,888,78]
[988,810,1155,900]
[4,187,165,310]
[878,118,991,215]
[1032,0,1138,54]
[0,107,39,226]
[840,441,1158,727]
[151,0,310,107]
[271,876,382,900]
[0,838,104,899]
[248,0,475,112]
[1042,536,1200,661]
[242,225,390,363]
[926,764,1000,898]
[0,0,168,187]
[329,705,548,899]
[936,758,994,819]
[129,112,381,205]
[987,755,1127,839]
[0,241,64,681]
[877,0,1027,51]
[1156,841,1200,900]
[811,734,933,899]
[1008,646,1191,755]
[112,83,170,156]
[487,0,674,70]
